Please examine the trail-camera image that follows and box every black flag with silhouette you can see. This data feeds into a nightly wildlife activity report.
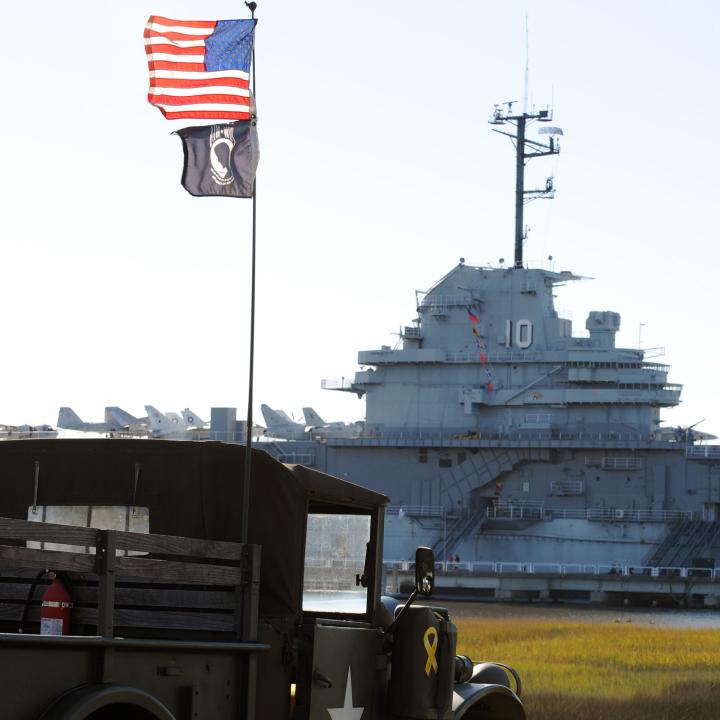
[174,120,259,198]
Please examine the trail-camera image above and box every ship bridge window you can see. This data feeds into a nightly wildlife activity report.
[418,448,428,464]
[439,456,452,468]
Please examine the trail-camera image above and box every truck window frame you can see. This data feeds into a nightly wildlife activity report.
[301,501,381,625]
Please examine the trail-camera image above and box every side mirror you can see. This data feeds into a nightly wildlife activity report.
[389,546,435,634]
[415,546,434,597]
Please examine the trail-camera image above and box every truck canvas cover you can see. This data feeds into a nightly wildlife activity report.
[0,440,388,620]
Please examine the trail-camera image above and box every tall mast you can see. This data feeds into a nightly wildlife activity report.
[490,103,561,268]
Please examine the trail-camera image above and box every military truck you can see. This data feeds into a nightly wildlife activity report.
[0,439,524,719]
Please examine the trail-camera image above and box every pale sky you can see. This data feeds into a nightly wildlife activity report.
[1,1,719,435]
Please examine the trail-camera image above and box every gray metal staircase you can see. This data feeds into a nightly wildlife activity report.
[645,520,720,567]
[429,447,550,556]
[431,512,486,559]
[439,447,550,506]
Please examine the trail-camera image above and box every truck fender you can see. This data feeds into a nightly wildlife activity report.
[470,662,521,695]
[452,682,526,720]
[38,684,176,720]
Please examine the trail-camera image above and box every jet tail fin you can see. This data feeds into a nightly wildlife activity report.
[261,404,291,429]
[58,407,84,430]
[182,408,206,428]
[302,407,325,427]
[105,406,139,427]
[145,405,173,430]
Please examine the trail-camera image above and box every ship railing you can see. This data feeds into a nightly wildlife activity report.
[275,452,316,465]
[642,362,671,372]
[600,456,644,471]
[383,561,716,578]
[445,350,541,363]
[549,479,584,496]
[387,505,446,518]
[487,504,693,523]
[486,501,544,521]
[686,445,720,459]
[306,557,373,569]
[418,294,470,310]
[617,383,682,395]
[339,429,691,444]
[321,378,355,390]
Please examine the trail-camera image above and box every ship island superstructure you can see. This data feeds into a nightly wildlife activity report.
[261,103,720,581]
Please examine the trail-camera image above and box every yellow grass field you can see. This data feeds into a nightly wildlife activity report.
[454,616,720,720]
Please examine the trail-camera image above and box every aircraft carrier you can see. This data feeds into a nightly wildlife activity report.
[268,102,720,575]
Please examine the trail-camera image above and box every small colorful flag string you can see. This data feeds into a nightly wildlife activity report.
[465,305,495,391]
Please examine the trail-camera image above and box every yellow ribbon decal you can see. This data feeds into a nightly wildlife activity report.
[423,626,439,676]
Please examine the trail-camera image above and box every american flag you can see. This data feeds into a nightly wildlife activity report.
[144,16,255,121]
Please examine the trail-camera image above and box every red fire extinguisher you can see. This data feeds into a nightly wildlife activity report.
[40,571,73,636]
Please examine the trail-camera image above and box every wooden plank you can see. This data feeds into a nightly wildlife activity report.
[0,545,95,573]
[113,531,247,561]
[76,607,235,632]
[0,568,67,580]
[0,517,247,562]
[114,556,243,585]
[0,606,235,632]
[0,517,98,547]
[114,587,237,610]
[0,546,242,585]
[0,584,238,611]
[0,604,23,622]
[113,608,235,632]
[86,586,237,610]
[0,584,39,602]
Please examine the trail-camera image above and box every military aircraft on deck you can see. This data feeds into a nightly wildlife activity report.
[57,407,149,435]
[260,405,307,440]
[0,423,57,439]
[302,407,364,439]
[145,406,211,439]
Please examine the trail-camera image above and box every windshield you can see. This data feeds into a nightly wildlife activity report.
[303,512,371,614]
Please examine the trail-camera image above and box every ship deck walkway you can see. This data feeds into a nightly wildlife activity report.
[387,504,694,524]
[327,433,710,452]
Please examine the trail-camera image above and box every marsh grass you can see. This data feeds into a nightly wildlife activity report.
[455,616,720,719]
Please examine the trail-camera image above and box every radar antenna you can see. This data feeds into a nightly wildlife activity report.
[489,103,561,269]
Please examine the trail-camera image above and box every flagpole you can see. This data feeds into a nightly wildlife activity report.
[241,0,258,545]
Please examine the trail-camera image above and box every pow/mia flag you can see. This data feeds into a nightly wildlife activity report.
[174,120,259,198]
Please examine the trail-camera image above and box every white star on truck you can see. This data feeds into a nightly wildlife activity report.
[327,667,364,720]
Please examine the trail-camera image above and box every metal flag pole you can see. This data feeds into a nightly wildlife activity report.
[241,0,258,544]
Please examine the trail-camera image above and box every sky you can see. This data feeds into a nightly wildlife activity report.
[1,1,719,435]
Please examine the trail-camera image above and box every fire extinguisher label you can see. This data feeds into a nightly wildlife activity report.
[41,617,63,636]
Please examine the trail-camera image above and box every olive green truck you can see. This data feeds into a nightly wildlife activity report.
[0,439,524,719]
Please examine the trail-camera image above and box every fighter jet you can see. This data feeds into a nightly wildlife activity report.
[57,407,149,436]
[58,407,115,434]
[144,406,210,439]
[260,405,307,440]
[105,407,150,435]
[0,423,57,439]
[302,407,364,439]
